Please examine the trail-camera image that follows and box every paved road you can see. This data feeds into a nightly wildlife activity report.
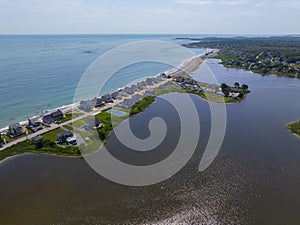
[0,79,172,151]
[0,103,114,151]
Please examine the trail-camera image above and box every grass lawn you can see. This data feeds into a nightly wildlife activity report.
[2,133,27,143]
[201,92,246,103]
[0,81,251,162]
[63,124,74,131]
[57,112,83,124]
[0,140,81,162]
[42,127,65,142]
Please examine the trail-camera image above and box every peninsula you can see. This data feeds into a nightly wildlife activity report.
[0,51,251,162]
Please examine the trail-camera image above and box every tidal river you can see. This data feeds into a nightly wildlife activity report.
[0,59,300,225]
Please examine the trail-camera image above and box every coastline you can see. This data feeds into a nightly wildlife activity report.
[0,47,252,163]
[0,51,211,155]
[0,152,83,166]
[0,51,210,133]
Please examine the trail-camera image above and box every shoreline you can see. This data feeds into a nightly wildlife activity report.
[0,48,252,162]
[0,50,211,133]
[0,50,212,152]
[0,152,83,166]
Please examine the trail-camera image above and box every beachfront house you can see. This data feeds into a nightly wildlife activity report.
[158,73,167,80]
[7,123,24,138]
[27,117,43,133]
[125,86,135,95]
[146,78,155,85]
[80,99,96,111]
[145,88,156,97]
[95,98,105,107]
[57,131,74,144]
[131,85,138,92]
[42,113,53,125]
[84,117,103,131]
[42,109,64,125]
[51,109,63,121]
[51,109,64,121]
[103,94,113,103]
[137,81,146,90]
[98,94,113,104]
[111,91,119,100]
[115,90,126,99]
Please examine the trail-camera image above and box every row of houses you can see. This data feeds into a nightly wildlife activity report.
[42,109,64,125]
[79,73,168,112]
[173,77,227,96]
[119,94,143,109]
[6,123,24,138]
[84,117,103,131]
[6,109,65,139]
[27,117,43,133]
[117,74,168,109]
[56,117,103,146]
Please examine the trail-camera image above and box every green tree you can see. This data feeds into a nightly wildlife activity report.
[221,83,229,89]
[242,84,249,90]
[234,82,240,88]
[222,89,230,97]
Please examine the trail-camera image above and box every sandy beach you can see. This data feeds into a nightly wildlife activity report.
[0,50,216,152]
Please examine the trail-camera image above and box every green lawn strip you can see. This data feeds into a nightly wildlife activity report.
[57,112,83,124]
[129,96,156,116]
[42,127,66,142]
[63,124,74,131]
[0,140,81,162]
[0,84,251,161]
[156,84,248,104]
[2,133,27,143]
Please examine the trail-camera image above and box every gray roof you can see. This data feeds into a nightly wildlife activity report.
[9,123,22,130]
[51,109,63,118]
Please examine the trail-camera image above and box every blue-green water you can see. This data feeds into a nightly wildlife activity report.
[0,60,299,224]
[0,34,207,128]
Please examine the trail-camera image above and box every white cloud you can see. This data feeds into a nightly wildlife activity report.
[273,0,300,8]
[253,1,265,7]
[223,0,249,6]
[174,0,213,6]
[0,0,111,13]
[174,0,266,7]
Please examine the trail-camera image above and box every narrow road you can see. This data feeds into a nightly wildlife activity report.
[0,79,172,151]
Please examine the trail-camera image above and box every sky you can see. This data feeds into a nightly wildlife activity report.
[0,0,299,34]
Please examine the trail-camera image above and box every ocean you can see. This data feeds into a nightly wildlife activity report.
[0,34,208,128]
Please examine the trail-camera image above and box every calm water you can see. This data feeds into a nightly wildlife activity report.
[0,34,207,128]
[0,60,299,224]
